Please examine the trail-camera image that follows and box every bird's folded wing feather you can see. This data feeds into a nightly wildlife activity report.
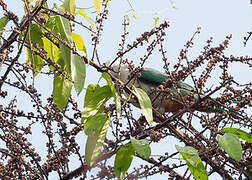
[139,68,195,94]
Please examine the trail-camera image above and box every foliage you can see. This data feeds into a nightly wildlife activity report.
[175,145,208,180]
[0,0,251,179]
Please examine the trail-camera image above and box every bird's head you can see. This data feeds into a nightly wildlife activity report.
[105,60,130,83]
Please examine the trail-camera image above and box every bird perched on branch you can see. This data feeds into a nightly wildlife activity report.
[106,60,242,117]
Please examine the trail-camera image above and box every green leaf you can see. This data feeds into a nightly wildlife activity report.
[77,10,97,34]
[0,16,9,35]
[72,32,87,56]
[133,87,153,126]
[176,146,200,166]
[42,16,58,71]
[60,43,72,73]
[26,23,44,75]
[56,8,72,42]
[82,84,112,120]
[114,92,121,119]
[53,74,72,110]
[102,72,121,118]
[130,136,151,160]
[217,133,242,162]
[45,16,57,33]
[71,54,86,95]
[53,45,65,71]
[64,0,75,15]
[175,145,208,180]
[42,36,53,61]
[56,7,73,72]
[27,23,44,47]
[114,143,135,179]
[94,0,100,15]
[42,20,55,71]
[53,43,62,62]
[84,113,110,166]
[221,128,252,143]
[102,72,114,92]
[25,48,43,76]
[84,113,107,135]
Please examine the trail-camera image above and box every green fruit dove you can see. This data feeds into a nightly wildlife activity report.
[106,61,243,118]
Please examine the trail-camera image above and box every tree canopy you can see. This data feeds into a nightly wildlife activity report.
[0,0,251,179]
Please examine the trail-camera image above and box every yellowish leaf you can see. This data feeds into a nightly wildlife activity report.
[125,14,130,25]
[132,12,139,20]
[154,17,159,27]
[169,0,177,9]
[94,0,100,15]
[72,32,87,56]
[77,10,97,34]
[70,0,75,15]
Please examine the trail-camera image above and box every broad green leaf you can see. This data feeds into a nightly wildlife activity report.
[53,74,72,110]
[84,113,110,166]
[217,133,242,162]
[42,35,53,66]
[42,17,57,67]
[176,146,200,166]
[175,145,208,180]
[84,113,107,135]
[71,54,86,95]
[45,16,57,34]
[56,8,72,42]
[64,0,75,15]
[27,24,44,45]
[94,0,100,15]
[102,72,114,92]
[0,16,9,35]
[77,10,97,34]
[70,0,75,15]
[82,84,112,120]
[60,44,72,73]
[130,136,151,160]
[72,32,87,56]
[53,45,65,69]
[26,23,44,75]
[56,7,73,72]
[221,128,252,143]
[102,72,121,118]
[133,87,153,125]
[114,143,135,179]
[25,48,43,76]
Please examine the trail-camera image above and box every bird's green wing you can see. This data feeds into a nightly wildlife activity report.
[139,68,169,85]
[140,68,194,92]
[177,81,194,91]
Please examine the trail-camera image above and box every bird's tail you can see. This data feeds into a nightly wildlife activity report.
[194,98,244,119]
